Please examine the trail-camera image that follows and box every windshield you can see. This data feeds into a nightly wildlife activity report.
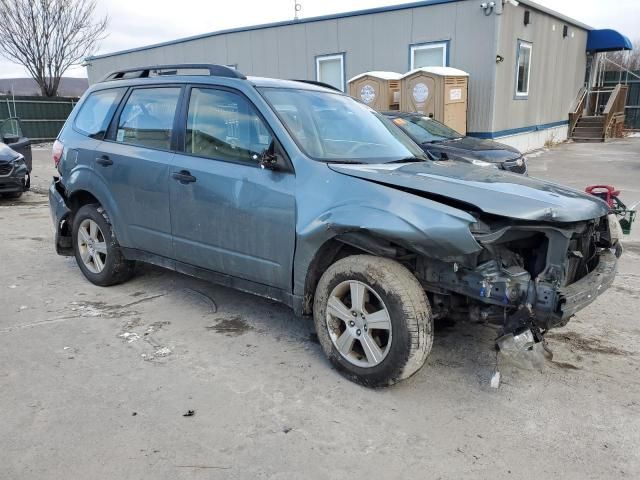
[260,88,427,163]
[391,116,462,143]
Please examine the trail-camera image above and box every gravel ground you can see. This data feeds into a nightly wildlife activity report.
[1,140,639,479]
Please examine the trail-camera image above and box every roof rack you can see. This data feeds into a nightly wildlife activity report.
[101,64,246,82]
[291,79,342,92]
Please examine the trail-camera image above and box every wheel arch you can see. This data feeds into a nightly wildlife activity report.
[63,173,131,247]
[300,232,415,316]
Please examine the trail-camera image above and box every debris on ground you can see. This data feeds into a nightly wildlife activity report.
[183,410,195,417]
[496,329,546,370]
[490,371,501,389]
[118,332,140,343]
[154,346,172,357]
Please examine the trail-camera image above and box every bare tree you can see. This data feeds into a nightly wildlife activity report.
[0,0,108,97]
[606,39,640,72]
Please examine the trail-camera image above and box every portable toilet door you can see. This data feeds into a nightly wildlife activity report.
[400,67,469,135]
[348,71,402,111]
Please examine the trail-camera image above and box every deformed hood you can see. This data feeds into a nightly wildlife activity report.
[0,142,20,162]
[329,161,609,222]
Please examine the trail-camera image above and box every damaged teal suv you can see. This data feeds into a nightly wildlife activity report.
[49,64,622,387]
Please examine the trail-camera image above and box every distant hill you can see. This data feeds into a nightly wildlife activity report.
[0,77,88,97]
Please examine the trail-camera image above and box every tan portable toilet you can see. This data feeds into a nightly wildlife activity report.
[348,71,402,111]
[400,67,469,134]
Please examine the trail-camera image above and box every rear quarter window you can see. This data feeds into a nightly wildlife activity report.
[74,88,125,139]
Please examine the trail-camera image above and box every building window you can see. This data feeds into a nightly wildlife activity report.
[515,40,532,97]
[316,53,345,91]
[410,42,448,69]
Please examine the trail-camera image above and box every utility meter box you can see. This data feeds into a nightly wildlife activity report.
[400,67,469,134]
[348,71,402,111]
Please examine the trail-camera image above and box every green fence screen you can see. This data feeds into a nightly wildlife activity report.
[0,95,78,142]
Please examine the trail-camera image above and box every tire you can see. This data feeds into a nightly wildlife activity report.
[72,204,135,286]
[313,255,433,387]
[2,191,22,199]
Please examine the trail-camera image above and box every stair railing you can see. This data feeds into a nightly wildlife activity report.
[569,86,587,135]
[603,83,628,138]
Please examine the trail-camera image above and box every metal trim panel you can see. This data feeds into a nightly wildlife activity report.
[86,0,465,61]
[467,119,568,138]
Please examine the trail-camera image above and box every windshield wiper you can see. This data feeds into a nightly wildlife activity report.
[385,157,427,164]
[323,160,366,164]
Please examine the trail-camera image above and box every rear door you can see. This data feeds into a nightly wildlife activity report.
[95,86,182,258]
[169,85,296,290]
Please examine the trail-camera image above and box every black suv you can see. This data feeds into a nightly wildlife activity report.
[384,111,527,174]
[0,118,32,198]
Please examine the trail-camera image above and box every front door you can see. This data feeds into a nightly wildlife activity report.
[169,86,296,290]
[0,118,32,172]
[96,86,182,258]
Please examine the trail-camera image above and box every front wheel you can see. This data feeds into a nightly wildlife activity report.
[313,255,433,387]
[72,204,135,286]
[2,191,22,199]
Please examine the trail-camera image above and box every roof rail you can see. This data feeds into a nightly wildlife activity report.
[101,64,246,82]
[290,79,342,92]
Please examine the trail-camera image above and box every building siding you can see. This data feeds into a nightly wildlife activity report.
[86,0,498,133]
[492,2,588,133]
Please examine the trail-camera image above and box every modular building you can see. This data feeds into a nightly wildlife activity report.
[85,0,629,151]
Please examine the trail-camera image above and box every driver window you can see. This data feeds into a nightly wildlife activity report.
[186,87,273,164]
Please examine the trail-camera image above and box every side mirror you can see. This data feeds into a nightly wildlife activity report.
[259,151,279,170]
[3,134,20,145]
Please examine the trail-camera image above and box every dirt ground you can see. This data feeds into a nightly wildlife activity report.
[1,140,639,479]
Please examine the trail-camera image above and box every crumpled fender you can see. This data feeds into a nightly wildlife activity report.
[293,186,482,296]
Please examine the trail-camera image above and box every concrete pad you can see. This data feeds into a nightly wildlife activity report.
[1,141,639,479]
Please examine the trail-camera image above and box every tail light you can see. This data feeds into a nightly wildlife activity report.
[52,140,64,168]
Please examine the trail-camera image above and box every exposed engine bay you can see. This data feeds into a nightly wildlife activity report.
[413,212,622,358]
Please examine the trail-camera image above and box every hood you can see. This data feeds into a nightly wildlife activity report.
[328,161,609,222]
[426,137,521,163]
[0,142,20,162]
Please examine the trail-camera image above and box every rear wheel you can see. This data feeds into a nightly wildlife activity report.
[313,255,433,387]
[72,204,135,286]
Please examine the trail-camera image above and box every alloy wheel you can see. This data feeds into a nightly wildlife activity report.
[77,218,107,274]
[325,280,392,368]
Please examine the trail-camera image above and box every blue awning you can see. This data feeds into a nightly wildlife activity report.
[587,29,633,53]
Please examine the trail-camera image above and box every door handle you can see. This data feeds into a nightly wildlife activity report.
[172,170,197,184]
[96,155,113,166]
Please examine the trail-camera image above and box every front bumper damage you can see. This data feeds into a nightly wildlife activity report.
[415,214,620,363]
[0,160,30,194]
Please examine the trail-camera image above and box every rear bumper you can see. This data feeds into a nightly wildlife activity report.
[48,179,73,255]
[556,249,618,320]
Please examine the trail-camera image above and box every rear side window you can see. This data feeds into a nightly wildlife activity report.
[74,88,124,139]
[115,87,181,150]
[185,87,273,165]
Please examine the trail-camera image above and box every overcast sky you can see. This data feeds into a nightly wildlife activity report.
[0,0,637,79]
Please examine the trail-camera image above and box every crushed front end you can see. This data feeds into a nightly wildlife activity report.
[415,212,621,357]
